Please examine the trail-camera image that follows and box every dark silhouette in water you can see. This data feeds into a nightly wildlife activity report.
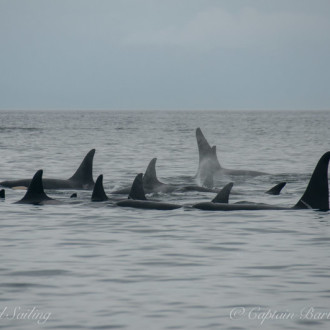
[265,182,286,195]
[193,152,330,211]
[1,149,95,190]
[195,128,268,183]
[15,170,61,205]
[117,173,182,210]
[91,175,109,202]
[0,189,5,199]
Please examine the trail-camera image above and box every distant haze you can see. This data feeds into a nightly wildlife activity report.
[0,0,330,111]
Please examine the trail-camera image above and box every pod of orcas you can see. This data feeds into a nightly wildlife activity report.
[0,128,329,211]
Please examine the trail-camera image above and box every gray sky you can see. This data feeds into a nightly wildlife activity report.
[1,0,330,110]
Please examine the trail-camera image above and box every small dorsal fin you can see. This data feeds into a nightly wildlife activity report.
[0,189,5,198]
[143,158,163,187]
[212,182,234,203]
[70,193,77,198]
[294,151,330,211]
[129,173,147,200]
[16,170,52,204]
[265,182,286,195]
[69,149,95,187]
[91,175,109,201]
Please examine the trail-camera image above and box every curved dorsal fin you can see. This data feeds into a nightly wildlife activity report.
[266,182,286,195]
[91,175,109,201]
[69,149,95,186]
[129,173,147,200]
[143,158,163,187]
[294,151,330,211]
[212,182,234,203]
[17,170,52,204]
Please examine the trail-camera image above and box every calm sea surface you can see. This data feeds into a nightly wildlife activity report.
[0,110,329,329]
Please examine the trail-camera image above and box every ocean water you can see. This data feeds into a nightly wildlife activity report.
[0,110,329,330]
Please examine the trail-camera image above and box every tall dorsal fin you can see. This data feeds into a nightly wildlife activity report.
[196,128,212,168]
[91,175,109,201]
[210,146,221,170]
[129,173,147,200]
[143,158,163,187]
[69,149,95,186]
[17,170,52,204]
[0,189,5,198]
[212,182,234,203]
[266,182,286,195]
[294,151,330,211]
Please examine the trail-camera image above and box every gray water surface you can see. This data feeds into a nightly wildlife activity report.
[0,110,329,329]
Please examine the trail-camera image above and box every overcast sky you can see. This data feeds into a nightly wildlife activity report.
[1,0,330,110]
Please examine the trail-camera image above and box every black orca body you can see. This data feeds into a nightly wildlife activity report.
[0,189,5,199]
[193,152,330,211]
[1,149,95,190]
[195,128,267,182]
[15,170,61,205]
[116,173,181,210]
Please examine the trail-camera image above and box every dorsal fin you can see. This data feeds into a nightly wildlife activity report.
[143,158,163,187]
[212,182,234,203]
[196,128,212,159]
[129,173,147,200]
[68,149,95,187]
[266,182,286,195]
[91,175,109,201]
[17,170,52,204]
[0,189,5,198]
[210,146,221,170]
[294,151,330,211]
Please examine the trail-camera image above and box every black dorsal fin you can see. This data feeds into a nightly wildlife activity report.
[69,149,95,187]
[91,175,109,201]
[129,173,147,200]
[294,151,330,211]
[266,182,287,195]
[212,182,234,203]
[143,158,163,187]
[17,170,52,204]
[0,189,5,198]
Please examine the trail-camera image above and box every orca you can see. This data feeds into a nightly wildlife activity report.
[0,189,5,198]
[195,128,267,182]
[111,158,218,195]
[15,170,61,205]
[91,175,109,202]
[0,149,95,190]
[193,152,330,211]
[116,173,182,210]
